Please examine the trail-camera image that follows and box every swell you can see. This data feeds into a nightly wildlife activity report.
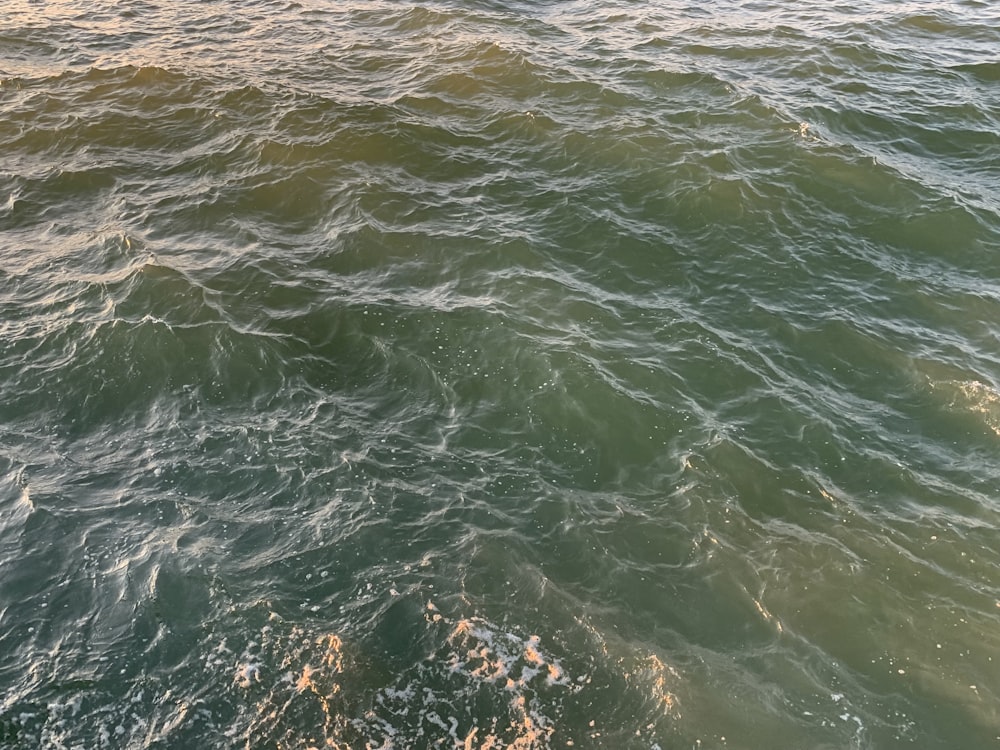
[2,1,1000,748]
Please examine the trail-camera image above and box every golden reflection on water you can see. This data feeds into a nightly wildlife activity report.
[228,604,681,748]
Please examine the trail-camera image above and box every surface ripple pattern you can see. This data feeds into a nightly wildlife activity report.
[2,1,1000,748]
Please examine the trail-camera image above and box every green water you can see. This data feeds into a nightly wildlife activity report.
[2,1,1000,748]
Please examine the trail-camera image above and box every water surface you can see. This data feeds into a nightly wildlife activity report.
[2,1,1000,747]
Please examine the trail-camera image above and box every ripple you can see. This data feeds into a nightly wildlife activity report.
[2,0,1000,747]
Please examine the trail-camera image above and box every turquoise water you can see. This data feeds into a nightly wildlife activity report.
[2,1,1000,748]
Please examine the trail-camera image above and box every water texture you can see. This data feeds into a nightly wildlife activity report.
[2,1,1000,748]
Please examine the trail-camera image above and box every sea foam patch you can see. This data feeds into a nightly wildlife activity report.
[226,604,587,748]
[5,598,680,748]
[221,600,680,748]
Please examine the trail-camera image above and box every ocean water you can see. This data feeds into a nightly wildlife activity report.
[2,1,999,748]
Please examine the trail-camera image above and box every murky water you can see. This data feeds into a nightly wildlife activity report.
[2,1,1000,747]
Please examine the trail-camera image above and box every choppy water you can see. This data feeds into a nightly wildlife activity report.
[2,1,1000,748]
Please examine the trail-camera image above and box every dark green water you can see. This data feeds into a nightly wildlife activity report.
[2,1,1000,748]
